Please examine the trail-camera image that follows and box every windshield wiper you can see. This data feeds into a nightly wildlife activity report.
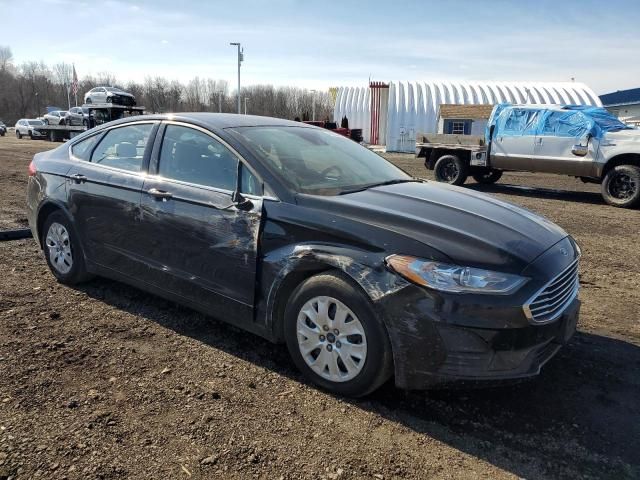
[338,178,421,195]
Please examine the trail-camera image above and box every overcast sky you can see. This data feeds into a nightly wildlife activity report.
[2,0,639,95]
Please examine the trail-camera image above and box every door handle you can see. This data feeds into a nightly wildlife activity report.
[70,173,87,184]
[147,188,173,200]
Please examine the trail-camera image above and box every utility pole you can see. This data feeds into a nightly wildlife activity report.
[230,42,243,114]
[311,89,317,121]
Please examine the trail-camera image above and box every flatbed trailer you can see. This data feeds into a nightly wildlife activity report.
[415,133,488,170]
[34,104,145,142]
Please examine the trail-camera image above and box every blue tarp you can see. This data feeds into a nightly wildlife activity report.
[487,103,634,141]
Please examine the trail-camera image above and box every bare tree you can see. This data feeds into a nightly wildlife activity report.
[0,45,336,124]
[0,45,13,72]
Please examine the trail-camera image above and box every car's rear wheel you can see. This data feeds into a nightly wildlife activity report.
[284,272,393,397]
[473,169,503,184]
[434,155,468,186]
[42,212,90,285]
[601,165,640,208]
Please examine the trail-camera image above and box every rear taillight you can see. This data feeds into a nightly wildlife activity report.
[28,160,37,177]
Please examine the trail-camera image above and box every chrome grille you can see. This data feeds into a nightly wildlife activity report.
[524,259,579,324]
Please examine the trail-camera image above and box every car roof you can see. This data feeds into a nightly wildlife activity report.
[106,113,307,129]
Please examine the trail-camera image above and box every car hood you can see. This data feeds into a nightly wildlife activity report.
[300,181,568,273]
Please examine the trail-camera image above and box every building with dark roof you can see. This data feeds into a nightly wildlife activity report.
[599,88,640,126]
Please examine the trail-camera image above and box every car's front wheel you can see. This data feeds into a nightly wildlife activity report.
[601,165,640,208]
[284,272,393,397]
[42,212,91,284]
[16,130,21,139]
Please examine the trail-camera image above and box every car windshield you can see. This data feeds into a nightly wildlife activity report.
[231,126,413,195]
[28,120,44,126]
[105,87,122,92]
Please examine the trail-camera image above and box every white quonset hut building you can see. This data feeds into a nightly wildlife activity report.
[333,81,602,152]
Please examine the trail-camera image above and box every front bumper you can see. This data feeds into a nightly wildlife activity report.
[379,236,580,389]
[380,287,579,389]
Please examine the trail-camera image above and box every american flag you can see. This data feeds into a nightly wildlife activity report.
[71,65,78,96]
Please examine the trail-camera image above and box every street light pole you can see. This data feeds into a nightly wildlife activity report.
[230,42,243,114]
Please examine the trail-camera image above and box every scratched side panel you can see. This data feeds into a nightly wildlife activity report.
[255,200,448,340]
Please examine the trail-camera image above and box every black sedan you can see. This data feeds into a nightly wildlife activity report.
[26,114,581,397]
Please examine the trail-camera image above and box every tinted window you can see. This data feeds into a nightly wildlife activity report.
[91,123,154,172]
[230,126,410,195]
[71,134,102,161]
[158,125,238,191]
[28,120,43,126]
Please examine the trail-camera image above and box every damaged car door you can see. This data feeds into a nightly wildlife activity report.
[138,122,263,324]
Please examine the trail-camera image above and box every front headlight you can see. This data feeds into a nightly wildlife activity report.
[386,254,528,295]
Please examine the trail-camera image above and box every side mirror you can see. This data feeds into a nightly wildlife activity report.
[571,144,588,157]
[572,134,590,157]
[232,191,254,211]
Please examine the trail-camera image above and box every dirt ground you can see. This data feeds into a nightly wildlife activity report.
[0,135,638,480]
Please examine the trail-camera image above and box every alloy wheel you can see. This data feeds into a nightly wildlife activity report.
[45,222,73,274]
[296,296,367,382]
[442,160,459,182]
[609,172,637,200]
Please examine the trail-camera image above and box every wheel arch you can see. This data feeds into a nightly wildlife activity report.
[264,244,408,343]
[601,153,640,179]
[35,200,73,248]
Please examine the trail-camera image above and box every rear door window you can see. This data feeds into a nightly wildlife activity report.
[90,123,154,172]
[158,124,238,191]
[71,134,102,161]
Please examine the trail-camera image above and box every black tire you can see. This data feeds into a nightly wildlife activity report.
[473,169,503,184]
[601,165,640,208]
[29,131,34,140]
[16,130,21,139]
[59,119,65,126]
[284,272,394,397]
[85,97,92,104]
[42,211,91,285]
[434,155,468,186]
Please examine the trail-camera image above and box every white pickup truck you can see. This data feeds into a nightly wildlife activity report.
[416,104,640,208]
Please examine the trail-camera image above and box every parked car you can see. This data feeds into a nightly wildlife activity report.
[84,86,136,106]
[417,103,640,208]
[15,119,46,139]
[43,110,70,125]
[26,113,580,397]
[0,121,6,136]
[67,106,91,126]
